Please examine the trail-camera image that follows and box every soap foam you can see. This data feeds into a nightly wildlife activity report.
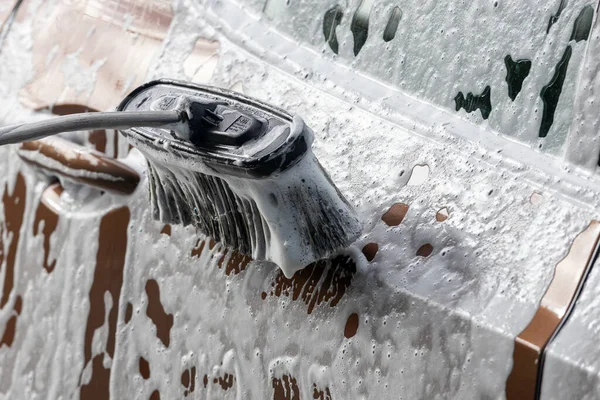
[128,113,362,277]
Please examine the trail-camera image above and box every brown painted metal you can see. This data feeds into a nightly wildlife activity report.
[80,206,130,400]
[18,137,139,194]
[33,183,63,273]
[0,173,26,309]
[0,172,26,350]
[506,221,600,399]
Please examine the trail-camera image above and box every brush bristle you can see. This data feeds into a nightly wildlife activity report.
[145,153,361,277]
[147,160,270,258]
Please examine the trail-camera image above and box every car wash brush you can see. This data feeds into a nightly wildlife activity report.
[0,79,362,277]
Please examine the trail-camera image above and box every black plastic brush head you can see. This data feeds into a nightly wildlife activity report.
[118,79,362,277]
[184,100,265,147]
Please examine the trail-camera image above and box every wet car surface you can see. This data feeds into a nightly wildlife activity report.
[0,1,600,399]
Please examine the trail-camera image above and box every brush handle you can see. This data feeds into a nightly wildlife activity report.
[0,110,183,145]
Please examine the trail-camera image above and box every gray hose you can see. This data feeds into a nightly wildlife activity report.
[0,110,183,145]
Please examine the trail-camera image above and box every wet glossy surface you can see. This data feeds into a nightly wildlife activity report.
[1,0,600,399]
[33,184,63,273]
[0,1,19,29]
[19,0,173,111]
[19,138,139,194]
[506,221,600,399]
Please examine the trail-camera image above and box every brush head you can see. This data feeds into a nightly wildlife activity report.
[118,79,362,277]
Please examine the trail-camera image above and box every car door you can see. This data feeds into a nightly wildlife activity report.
[1,0,600,399]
